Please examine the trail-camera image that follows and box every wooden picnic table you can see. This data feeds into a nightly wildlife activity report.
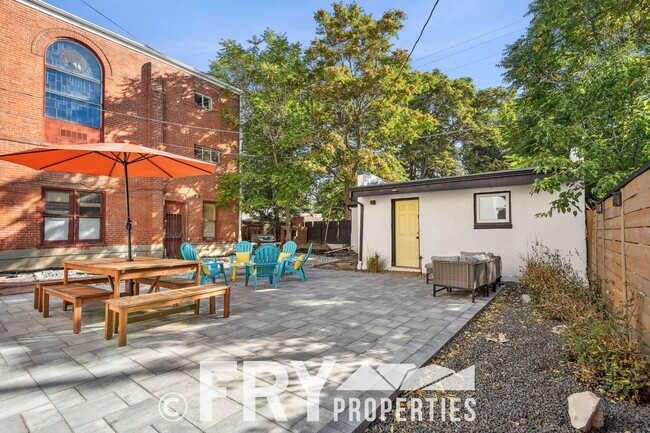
[63,257,201,299]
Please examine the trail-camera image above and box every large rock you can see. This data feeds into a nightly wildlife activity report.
[521,294,532,304]
[567,391,604,432]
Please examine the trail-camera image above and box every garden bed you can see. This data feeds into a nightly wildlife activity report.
[368,286,650,433]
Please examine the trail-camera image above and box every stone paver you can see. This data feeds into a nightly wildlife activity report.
[0,269,495,432]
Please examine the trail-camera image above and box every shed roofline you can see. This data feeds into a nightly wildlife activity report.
[350,168,545,198]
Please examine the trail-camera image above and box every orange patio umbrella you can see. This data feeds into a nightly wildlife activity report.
[0,140,215,261]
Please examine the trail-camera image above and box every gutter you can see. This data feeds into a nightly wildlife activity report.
[347,196,364,267]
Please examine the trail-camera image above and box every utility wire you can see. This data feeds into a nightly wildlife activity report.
[411,18,528,64]
[78,0,141,42]
[416,28,525,69]
[445,52,502,73]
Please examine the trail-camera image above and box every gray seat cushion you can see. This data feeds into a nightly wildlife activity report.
[430,255,460,263]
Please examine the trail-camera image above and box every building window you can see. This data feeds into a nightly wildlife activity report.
[194,144,220,163]
[43,189,104,243]
[44,40,103,128]
[194,92,212,110]
[474,191,512,229]
[203,202,217,239]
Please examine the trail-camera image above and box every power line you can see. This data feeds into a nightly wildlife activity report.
[411,18,528,64]
[416,28,525,69]
[370,0,442,106]
[445,52,502,73]
[78,0,141,42]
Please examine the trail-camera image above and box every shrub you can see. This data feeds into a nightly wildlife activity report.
[520,242,601,321]
[520,242,650,403]
[366,251,386,273]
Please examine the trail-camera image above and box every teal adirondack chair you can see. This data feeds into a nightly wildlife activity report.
[180,242,228,286]
[228,241,254,281]
[244,244,281,290]
[282,242,313,281]
[277,241,298,275]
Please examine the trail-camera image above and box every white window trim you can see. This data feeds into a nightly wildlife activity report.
[474,191,512,229]
[194,92,212,110]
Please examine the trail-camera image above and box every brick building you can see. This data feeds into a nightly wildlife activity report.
[0,0,241,270]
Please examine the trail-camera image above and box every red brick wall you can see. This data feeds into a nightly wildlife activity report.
[0,0,239,263]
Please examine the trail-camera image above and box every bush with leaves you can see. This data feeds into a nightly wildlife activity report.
[520,242,649,403]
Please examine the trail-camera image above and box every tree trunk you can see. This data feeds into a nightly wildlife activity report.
[344,183,351,220]
[284,202,292,242]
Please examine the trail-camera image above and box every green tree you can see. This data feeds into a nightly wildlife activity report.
[401,71,511,179]
[210,30,314,234]
[306,2,434,216]
[501,0,650,214]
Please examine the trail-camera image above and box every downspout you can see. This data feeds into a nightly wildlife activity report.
[347,192,364,269]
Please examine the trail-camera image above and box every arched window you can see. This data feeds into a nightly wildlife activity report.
[44,40,102,128]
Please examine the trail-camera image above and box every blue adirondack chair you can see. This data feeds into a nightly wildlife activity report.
[180,242,228,286]
[282,242,313,281]
[244,244,281,290]
[228,241,254,281]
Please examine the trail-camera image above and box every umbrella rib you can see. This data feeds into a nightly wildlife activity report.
[140,154,214,178]
[39,151,97,170]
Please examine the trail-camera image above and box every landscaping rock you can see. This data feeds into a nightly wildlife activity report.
[568,391,604,432]
[552,324,569,334]
[521,294,532,303]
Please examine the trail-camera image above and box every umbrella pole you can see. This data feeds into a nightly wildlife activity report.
[123,157,135,296]
[122,158,133,262]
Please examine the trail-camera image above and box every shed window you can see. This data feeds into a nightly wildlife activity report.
[474,191,512,229]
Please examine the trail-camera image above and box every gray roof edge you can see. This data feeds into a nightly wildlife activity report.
[20,0,241,95]
[351,167,540,196]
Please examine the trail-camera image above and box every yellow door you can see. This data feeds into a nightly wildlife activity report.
[394,199,420,268]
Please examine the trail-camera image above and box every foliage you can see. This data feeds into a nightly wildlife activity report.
[306,2,434,213]
[401,71,512,179]
[210,30,314,224]
[366,251,386,273]
[501,0,650,214]
[520,242,649,402]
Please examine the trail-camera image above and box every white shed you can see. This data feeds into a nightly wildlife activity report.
[349,168,586,280]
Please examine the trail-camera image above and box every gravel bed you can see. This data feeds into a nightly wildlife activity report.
[368,286,650,433]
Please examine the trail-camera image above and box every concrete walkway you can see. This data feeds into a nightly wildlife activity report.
[0,269,495,433]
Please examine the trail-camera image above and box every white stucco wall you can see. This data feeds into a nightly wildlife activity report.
[354,184,586,279]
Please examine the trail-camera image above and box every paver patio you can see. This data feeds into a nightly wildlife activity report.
[0,269,495,433]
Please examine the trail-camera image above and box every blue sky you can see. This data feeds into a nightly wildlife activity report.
[44,0,532,89]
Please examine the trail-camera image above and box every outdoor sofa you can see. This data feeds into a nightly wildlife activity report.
[425,251,501,302]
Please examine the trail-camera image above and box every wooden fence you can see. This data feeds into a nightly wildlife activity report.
[306,220,352,244]
[586,162,650,350]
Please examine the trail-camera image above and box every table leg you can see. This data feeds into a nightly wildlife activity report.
[223,290,230,318]
[209,296,216,314]
[63,265,68,284]
[195,264,201,286]
[105,304,113,340]
[112,274,121,334]
[194,300,200,314]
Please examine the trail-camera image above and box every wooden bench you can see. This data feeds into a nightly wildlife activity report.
[134,276,197,294]
[42,283,112,334]
[105,284,230,346]
[34,276,109,312]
